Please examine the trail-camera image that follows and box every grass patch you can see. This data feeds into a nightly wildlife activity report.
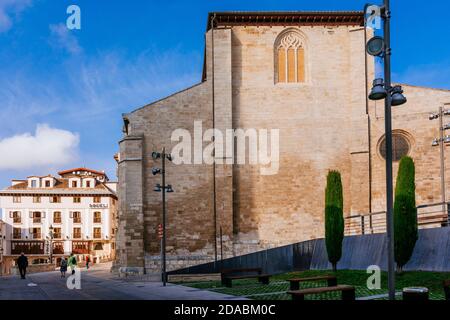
[172,269,450,300]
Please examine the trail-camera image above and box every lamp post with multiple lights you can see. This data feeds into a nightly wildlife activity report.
[152,148,174,286]
[430,107,450,224]
[365,0,407,300]
[48,225,54,266]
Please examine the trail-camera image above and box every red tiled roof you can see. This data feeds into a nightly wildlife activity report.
[206,11,365,30]
[57,167,106,177]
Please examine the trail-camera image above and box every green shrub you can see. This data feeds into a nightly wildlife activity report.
[325,170,344,272]
[394,156,418,272]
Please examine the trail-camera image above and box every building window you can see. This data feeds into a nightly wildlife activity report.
[73,197,81,203]
[93,212,102,224]
[71,181,78,188]
[13,228,21,239]
[53,227,62,239]
[73,227,82,239]
[86,181,91,188]
[33,196,41,203]
[32,212,42,224]
[275,30,306,83]
[93,196,101,203]
[10,211,21,224]
[379,131,411,162]
[53,211,62,224]
[72,211,81,224]
[31,180,37,188]
[30,227,41,239]
[93,228,102,239]
[53,242,64,254]
[50,196,61,203]
[13,196,21,203]
[72,241,89,254]
[45,181,51,187]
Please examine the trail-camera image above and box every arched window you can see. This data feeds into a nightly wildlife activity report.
[275,30,306,83]
[378,131,412,161]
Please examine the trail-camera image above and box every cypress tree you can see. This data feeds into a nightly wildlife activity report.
[325,170,344,272]
[394,156,418,272]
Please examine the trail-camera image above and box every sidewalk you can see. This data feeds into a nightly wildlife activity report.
[0,263,246,300]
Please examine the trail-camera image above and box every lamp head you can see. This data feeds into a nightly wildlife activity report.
[152,168,161,176]
[154,184,162,192]
[432,139,439,147]
[429,113,440,121]
[366,36,385,56]
[369,78,387,100]
[445,136,450,144]
[152,152,161,160]
[166,185,174,193]
[390,85,407,106]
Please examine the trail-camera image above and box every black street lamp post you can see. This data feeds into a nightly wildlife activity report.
[152,148,174,287]
[48,225,54,265]
[366,0,407,300]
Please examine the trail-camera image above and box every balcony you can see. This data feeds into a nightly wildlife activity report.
[73,218,82,224]
[72,241,90,254]
[53,218,62,224]
[52,242,64,254]
[93,218,102,224]
[13,218,21,224]
[11,241,45,255]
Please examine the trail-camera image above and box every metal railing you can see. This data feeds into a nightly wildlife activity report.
[345,202,449,236]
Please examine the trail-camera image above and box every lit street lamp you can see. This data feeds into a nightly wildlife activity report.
[366,0,407,300]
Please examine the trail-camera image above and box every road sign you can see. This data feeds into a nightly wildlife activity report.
[157,224,163,239]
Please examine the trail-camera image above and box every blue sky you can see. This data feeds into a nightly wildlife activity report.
[0,0,449,188]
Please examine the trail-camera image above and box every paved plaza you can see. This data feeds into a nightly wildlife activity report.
[0,263,245,300]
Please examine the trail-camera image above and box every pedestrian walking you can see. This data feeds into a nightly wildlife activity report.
[60,257,68,278]
[85,255,90,269]
[68,253,77,275]
[17,252,28,279]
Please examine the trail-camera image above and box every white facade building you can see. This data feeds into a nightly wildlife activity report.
[0,168,117,273]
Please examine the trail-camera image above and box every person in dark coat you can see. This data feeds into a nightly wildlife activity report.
[17,252,28,279]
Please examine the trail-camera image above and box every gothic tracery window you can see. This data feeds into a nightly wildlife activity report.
[275,30,306,83]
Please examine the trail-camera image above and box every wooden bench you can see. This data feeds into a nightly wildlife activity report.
[288,285,356,301]
[444,280,450,300]
[221,268,271,288]
[288,275,337,291]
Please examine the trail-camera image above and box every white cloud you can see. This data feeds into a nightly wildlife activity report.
[0,0,31,33]
[49,23,82,55]
[0,124,79,170]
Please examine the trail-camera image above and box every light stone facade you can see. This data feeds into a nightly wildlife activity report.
[115,12,450,273]
[0,168,118,274]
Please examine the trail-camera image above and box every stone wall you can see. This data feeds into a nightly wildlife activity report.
[116,21,450,273]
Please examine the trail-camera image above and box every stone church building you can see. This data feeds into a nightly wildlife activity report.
[115,11,450,273]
